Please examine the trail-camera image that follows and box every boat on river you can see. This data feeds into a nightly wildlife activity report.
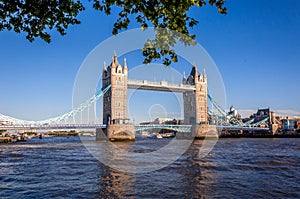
[156,132,175,138]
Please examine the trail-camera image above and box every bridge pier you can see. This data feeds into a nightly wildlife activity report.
[176,124,217,139]
[96,124,135,141]
[101,52,135,142]
[193,124,218,138]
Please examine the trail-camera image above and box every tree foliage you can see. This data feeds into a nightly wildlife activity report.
[0,0,226,65]
[0,0,84,42]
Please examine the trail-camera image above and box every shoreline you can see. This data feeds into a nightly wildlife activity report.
[219,134,300,139]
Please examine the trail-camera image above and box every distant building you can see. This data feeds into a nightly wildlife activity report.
[153,118,181,124]
[228,106,238,117]
[241,108,300,133]
[253,108,270,118]
[228,106,242,122]
[243,108,278,129]
[0,121,12,126]
[139,118,182,125]
[139,121,152,125]
[153,118,173,124]
[281,119,296,131]
[296,121,300,130]
[250,108,272,124]
[164,119,182,125]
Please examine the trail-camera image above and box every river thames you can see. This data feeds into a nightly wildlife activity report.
[1,137,299,198]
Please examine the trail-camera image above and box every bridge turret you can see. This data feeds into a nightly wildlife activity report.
[103,62,107,77]
[103,61,107,72]
[199,74,203,82]
[194,66,199,83]
[123,58,128,75]
[111,56,116,71]
[184,65,208,125]
[113,50,119,66]
[99,51,134,141]
[102,51,129,125]
[182,71,187,84]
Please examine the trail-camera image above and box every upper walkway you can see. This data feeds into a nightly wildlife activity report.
[127,79,196,93]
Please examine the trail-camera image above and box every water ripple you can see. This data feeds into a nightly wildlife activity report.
[0,137,299,198]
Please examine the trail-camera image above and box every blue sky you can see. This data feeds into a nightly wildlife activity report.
[0,0,299,122]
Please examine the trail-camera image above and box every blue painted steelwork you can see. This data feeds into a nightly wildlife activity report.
[207,93,270,129]
[0,84,112,125]
[0,82,270,132]
[0,124,107,130]
[134,125,192,133]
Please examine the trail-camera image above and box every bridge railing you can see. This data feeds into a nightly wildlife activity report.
[0,124,107,130]
[128,79,196,90]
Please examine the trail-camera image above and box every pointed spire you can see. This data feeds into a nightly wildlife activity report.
[195,65,199,82]
[113,50,119,66]
[103,61,107,72]
[190,64,196,78]
[123,58,128,71]
[182,71,187,84]
[203,68,207,82]
[111,54,116,68]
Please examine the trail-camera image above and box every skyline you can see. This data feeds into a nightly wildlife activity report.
[0,0,299,122]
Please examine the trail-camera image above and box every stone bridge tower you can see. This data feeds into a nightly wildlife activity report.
[97,52,134,141]
[102,52,128,125]
[181,66,216,139]
[183,65,208,125]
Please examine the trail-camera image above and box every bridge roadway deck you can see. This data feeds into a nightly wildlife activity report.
[127,79,196,92]
[217,126,269,131]
[0,124,269,132]
[0,124,106,130]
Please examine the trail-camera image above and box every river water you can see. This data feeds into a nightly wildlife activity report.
[1,137,299,198]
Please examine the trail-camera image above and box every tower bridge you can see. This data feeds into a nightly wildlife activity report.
[99,52,212,141]
[0,52,271,140]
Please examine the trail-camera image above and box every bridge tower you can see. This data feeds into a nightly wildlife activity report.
[183,65,208,125]
[97,52,135,141]
[181,66,216,138]
[102,52,128,124]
